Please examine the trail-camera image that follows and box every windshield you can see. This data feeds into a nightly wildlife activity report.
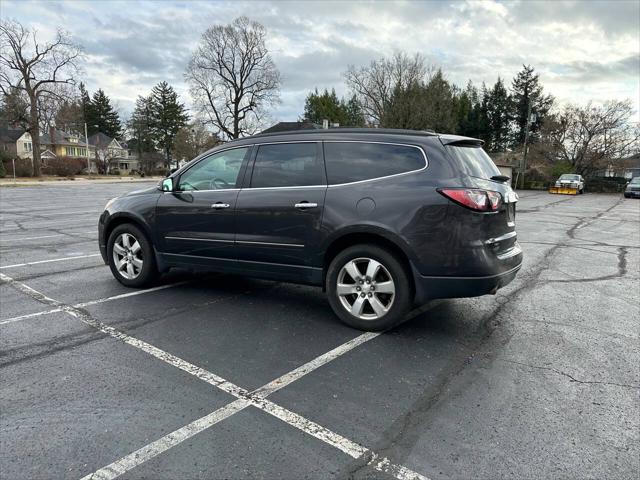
[446,145,500,179]
[559,174,580,181]
[630,177,640,185]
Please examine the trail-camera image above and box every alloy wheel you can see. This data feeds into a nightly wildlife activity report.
[112,232,143,280]
[336,257,396,320]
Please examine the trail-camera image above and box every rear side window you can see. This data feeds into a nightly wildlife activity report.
[446,146,500,179]
[251,143,323,188]
[324,142,426,185]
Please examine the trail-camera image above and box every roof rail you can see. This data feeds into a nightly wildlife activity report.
[250,127,440,139]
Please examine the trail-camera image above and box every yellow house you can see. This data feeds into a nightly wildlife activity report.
[40,128,93,159]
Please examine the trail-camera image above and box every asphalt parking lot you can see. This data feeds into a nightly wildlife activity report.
[1,183,638,480]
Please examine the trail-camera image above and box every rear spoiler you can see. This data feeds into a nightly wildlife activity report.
[439,135,484,147]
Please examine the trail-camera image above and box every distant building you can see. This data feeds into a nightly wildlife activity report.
[39,127,91,160]
[88,132,134,173]
[594,154,640,179]
[0,127,33,160]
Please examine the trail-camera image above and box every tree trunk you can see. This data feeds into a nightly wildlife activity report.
[29,96,42,177]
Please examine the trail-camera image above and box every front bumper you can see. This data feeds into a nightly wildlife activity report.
[624,190,640,198]
[98,212,108,264]
[412,243,523,304]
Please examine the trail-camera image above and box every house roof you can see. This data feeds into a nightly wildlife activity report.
[261,121,321,134]
[88,132,116,147]
[0,127,26,143]
[40,128,87,146]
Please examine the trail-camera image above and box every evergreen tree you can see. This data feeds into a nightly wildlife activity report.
[303,88,364,127]
[381,81,426,130]
[343,95,365,127]
[89,89,122,138]
[78,82,92,131]
[485,78,511,152]
[148,82,189,169]
[422,69,456,132]
[129,95,155,155]
[510,64,554,147]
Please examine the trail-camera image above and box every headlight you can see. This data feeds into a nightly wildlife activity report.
[104,197,118,210]
[555,182,561,187]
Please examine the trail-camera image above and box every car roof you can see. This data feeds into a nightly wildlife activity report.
[223,128,483,147]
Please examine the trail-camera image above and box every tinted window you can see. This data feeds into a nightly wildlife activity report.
[446,146,500,179]
[178,147,248,191]
[251,143,323,188]
[324,142,425,185]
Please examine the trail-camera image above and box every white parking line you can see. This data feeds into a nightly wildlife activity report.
[2,272,429,480]
[80,399,252,480]
[0,253,101,269]
[0,282,186,326]
[0,231,96,242]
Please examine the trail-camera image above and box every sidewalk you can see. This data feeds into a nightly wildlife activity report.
[0,176,162,187]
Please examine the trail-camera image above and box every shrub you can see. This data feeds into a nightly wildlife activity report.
[41,157,85,177]
[585,177,628,193]
[8,158,34,177]
[0,159,5,178]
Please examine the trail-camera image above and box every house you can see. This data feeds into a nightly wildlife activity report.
[39,127,92,161]
[0,127,33,160]
[261,121,321,134]
[596,154,640,179]
[88,132,135,173]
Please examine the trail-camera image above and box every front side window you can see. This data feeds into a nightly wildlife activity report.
[251,143,323,188]
[178,147,249,191]
[324,142,426,185]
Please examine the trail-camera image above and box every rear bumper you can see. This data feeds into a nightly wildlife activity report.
[413,244,523,304]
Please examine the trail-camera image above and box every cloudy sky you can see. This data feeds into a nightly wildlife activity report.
[3,0,639,123]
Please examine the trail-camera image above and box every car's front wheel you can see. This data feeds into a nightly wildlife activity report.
[326,244,412,331]
[107,223,157,287]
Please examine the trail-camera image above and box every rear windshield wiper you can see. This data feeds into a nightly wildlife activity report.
[490,175,510,183]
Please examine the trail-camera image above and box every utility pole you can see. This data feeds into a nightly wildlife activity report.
[84,122,91,173]
[520,96,533,189]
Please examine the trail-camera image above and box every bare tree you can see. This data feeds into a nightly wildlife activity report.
[538,100,639,175]
[37,83,78,132]
[344,52,430,125]
[185,16,280,140]
[0,19,82,176]
[93,139,118,175]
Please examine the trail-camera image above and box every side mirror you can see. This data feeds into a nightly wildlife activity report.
[160,178,173,192]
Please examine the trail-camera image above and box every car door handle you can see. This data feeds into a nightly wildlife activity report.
[294,202,318,209]
[211,203,230,209]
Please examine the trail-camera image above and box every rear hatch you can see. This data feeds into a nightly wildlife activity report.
[443,139,519,258]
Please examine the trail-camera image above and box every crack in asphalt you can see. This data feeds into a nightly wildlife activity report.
[340,195,629,479]
[499,359,640,389]
[0,275,283,369]
[545,247,630,284]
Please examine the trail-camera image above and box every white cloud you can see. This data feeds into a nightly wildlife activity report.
[3,0,639,123]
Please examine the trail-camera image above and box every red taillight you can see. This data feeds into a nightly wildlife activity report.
[438,188,502,212]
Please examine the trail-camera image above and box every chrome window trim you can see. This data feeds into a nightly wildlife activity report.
[169,139,429,191]
[323,140,428,188]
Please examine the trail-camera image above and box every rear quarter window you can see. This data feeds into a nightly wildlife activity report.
[446,145,500,179]
[324,142,426,185]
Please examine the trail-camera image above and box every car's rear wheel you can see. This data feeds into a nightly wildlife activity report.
[107,223,157,287]
[326,244,412,331]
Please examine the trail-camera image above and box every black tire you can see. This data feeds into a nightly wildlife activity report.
[326,244,412,331]
[107,223,158,288]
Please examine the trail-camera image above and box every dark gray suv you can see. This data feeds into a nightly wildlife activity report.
[99,129,523,331]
